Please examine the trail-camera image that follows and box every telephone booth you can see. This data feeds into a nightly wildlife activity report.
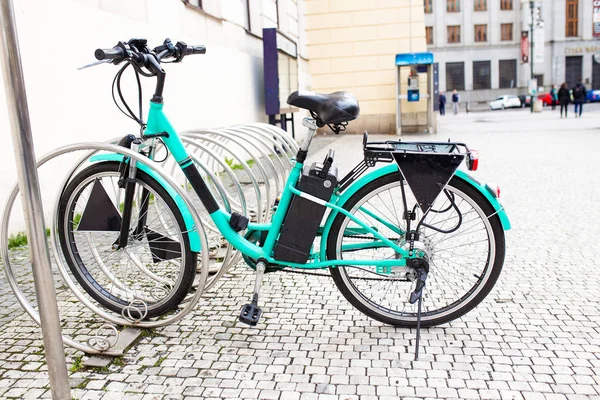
[395,52,437,135]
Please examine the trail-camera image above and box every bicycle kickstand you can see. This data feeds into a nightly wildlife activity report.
[239,260,266,326]
[409,266,428,361]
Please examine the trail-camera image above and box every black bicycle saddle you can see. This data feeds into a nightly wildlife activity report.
[287,90,360,125]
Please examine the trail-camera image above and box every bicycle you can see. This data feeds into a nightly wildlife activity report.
[57,39,510,349]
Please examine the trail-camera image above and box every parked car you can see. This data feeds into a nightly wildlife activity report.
[587,89,600,103]
[518,94,532,108]
[537,92,553,106]
[489,95,521,110]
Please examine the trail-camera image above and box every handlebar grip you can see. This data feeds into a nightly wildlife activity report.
[186,45,206,55]
[95,47,125,61]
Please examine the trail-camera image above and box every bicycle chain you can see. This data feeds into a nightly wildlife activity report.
[280,268,410,282]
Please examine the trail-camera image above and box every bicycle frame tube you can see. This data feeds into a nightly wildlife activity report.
[142,101,412,268]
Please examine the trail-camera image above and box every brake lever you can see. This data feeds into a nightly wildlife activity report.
[77,59,112,70]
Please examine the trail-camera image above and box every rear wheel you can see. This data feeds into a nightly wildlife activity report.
[326,172,505,327]
[58,162,196,318]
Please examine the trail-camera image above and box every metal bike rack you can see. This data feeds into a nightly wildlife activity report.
[1,143,211,355]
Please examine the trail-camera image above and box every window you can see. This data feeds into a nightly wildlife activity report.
[499,59,517,88]
[501,23,513,41]
[424,0,433,13]
[447,26,461,43]
[500,0,512,10]
[474,25,487,42]
[566,0,578,37]
[447,0,460,12]
[446,62,465,91]
[426,27,434,45]
[474,0,486,11]
[473,61,491,90]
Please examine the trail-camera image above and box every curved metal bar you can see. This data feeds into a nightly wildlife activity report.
[189,130,277,200]
[245,123,299,154]
[0,143,211,355]
[181,135,252,215]
[228,125,294,170]
[181,133,266,223]
[217,127,289,189]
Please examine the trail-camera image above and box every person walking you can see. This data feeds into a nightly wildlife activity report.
[558,83,570,118]
[572,79,587,118]
[439,92,447,116]
[551,85,558,110]
[451,89,460,115]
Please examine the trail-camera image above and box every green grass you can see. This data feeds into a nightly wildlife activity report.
[7,232,28,249]
[72,213,82,228]
[69,355,83,373]
[45,228,51,237]
[119,201,136,213]
[224,157,244,171]
[154,356,167,367]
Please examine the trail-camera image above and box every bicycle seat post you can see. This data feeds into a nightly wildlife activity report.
[293,117,318,164]
[300,117,318,152]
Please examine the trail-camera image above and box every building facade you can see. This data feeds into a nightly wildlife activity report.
[305,0,428,134]
[425,0,600,104]
[0,0,309,231]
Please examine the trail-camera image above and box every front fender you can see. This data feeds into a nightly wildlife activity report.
[88,154,201,252]
[319,164,510,260]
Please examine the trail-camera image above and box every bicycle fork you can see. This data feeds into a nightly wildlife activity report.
[114,137,142,250]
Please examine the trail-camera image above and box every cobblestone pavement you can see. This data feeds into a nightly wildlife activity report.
[1,105,600,399]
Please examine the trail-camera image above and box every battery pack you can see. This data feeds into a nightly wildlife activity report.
[274,152,338,264]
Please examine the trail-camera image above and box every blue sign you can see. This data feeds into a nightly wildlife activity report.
[408,90,420,102]
[395,52,434,66]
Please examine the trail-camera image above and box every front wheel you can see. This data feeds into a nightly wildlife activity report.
[326,172,505,327]
[57,161,196,319]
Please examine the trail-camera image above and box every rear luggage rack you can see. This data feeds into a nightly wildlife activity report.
[338,132,478,194]
[362,131,472,167]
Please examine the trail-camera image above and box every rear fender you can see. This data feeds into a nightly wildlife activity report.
[319,164,510,260]
[88,154,201,252]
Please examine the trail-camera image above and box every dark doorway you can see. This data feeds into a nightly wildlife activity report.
[565,56,583,86]
[593,58,600,90]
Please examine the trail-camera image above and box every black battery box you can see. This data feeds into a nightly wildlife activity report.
[274,150,338,264]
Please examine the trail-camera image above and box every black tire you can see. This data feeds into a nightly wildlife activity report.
[58,162,196,318]
[327,172,505,327]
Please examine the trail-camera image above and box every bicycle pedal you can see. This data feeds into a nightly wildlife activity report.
[239,303,262,326]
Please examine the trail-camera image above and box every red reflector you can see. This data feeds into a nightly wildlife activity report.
[469,150,479,171]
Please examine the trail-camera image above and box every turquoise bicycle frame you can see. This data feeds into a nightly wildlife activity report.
[92,100,511,270]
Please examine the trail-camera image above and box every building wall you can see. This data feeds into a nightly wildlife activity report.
[426,0,600,104]
[305,0,427,134]
[0,0,307,232]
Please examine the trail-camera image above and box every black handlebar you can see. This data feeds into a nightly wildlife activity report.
[94,39,206,64]
[186,45,206,55]
[95,47,124,61]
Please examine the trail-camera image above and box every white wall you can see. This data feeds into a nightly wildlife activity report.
[0,0,308,233]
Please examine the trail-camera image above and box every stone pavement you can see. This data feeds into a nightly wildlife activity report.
[1,105,600,399]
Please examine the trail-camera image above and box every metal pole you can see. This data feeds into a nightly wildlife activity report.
[0,1,71,399]
[530,0,534,113]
